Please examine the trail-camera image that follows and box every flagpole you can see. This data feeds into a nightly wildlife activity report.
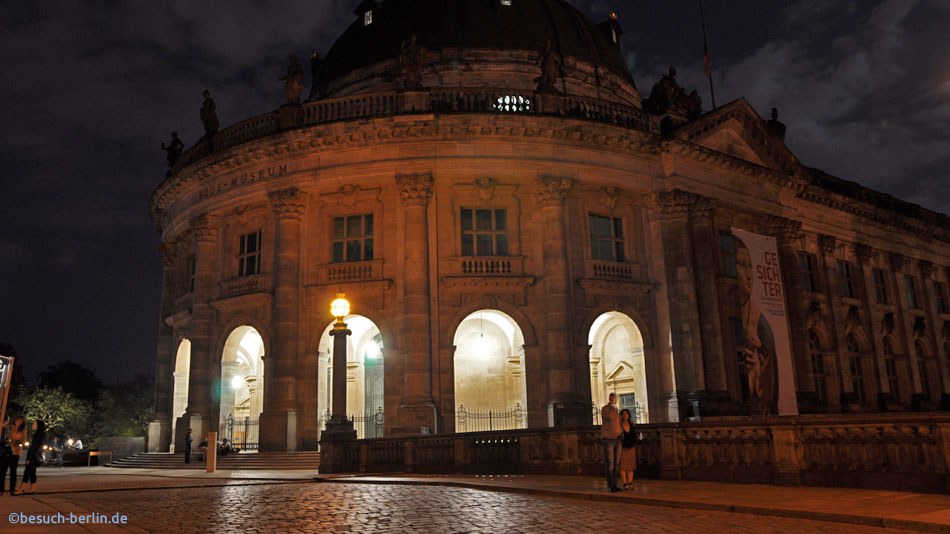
[699,0,717,109]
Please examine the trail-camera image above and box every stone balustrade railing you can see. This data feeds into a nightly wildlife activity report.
[321,414,950,493]
[168,88,655,174]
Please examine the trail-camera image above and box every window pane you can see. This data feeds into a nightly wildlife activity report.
[347,216,362,238]
[364,239,374,261]
[476,209,493,231]
[496,234,508,256]
[461,209,473,231]
[365,215,374,236]
[461,234,474,256]
[476,234,493,256]
[495,210,507,231]
[332,242,344,263]
[613,218,623,239]
[248,232,259,252]
[615,242,625,262]
[346,240,362,262]
[333,218,345,239]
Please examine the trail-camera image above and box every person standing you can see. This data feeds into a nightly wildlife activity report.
[4,417,25,496]
[601,392,622,492]
[619,408,637,490]
[16,419,45,496]
[184,428,193,464]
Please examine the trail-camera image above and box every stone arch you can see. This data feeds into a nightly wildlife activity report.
[440,300,539,350]
[217,325,267,444]
[451,309,528,432]
[587,310,651,423]
[170,338,191,452]
[577,304,654,350]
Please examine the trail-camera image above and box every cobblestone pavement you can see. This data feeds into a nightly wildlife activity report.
[27,482,915,533]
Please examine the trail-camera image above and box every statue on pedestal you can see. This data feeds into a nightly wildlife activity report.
[535,41,560,93]
[161,132,184,171]
[399,35,425,90]
[200,89,219,139]
[280,54,304,105]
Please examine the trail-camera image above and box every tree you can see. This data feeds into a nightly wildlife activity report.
[37,360,102,403]
[95,375,154,437]
[15,386,92,437]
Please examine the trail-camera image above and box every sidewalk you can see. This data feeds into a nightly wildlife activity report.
[1,468,947,532]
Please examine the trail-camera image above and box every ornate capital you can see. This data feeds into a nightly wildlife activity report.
[191,214,219,243]
[818,234,836,255]
[760,214,802,242]
[536,175,574,207]
[395,172,434,206]
[854,243,873,265]
[269,187,308,219]
[889,252,905,272]
[919,259,934,279]
[652,189,703,216]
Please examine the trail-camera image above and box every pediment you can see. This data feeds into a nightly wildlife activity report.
[694,124,769,167]
[605,361,634,380]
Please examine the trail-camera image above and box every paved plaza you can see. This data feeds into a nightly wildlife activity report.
[0,468,946,533]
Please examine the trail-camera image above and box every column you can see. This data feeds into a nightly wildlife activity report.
[537,175,587,426]
[260,188,307,451]
[394,173,438,433]
[148,241,178,452]
[182,214,218,443]
[915,260,939,405]
[689,196,727,398]
[889,252,914,408]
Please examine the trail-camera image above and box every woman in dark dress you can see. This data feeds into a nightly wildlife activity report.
[619,408,637,490]
[3,416,26,495]
[16,419,44,495]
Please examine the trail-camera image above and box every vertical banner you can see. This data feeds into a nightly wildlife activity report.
[732,228,798,416]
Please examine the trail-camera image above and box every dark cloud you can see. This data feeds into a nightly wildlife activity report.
[1,1,946,382]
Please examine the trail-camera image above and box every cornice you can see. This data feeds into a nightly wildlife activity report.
[577,278,654,294]
[440,275,535,289]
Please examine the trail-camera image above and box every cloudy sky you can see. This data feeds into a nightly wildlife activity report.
[1,0,947,382]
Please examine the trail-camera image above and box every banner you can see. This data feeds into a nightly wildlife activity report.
[731,228,798,416]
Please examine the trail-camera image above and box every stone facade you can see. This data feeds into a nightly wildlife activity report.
[148,1,950,455]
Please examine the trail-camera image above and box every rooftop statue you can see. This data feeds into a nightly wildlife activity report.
[161,132,184,171]
[200,89,219,139]
[535,41,560,93]
[280,54,304,105]
[766,107,787,141]
[399,35,425,90]
[643,66,702,120]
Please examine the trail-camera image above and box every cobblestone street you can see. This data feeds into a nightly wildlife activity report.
[22,482,913,533]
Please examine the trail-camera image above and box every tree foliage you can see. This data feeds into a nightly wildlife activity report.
[15,386,92,436]
[94,375,154,437]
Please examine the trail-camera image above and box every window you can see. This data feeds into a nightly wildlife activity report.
[460,208,508,256]
[332,214,374,263]
[838,261,855,298]
[494,94,531,112]
[873,268,889,305]
[808,330,827,403]
[363,10,373,26]
[883,337,899,399]
[847,334,865,403]
[719,233,736,277]
[904,275,918,309]
[589,214,625,262]
[798,252,818,292]
[934,281,948,314]
[915,341,931,399]
[238,230,262,277]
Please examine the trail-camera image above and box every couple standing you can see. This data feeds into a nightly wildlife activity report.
[601,392,637,492]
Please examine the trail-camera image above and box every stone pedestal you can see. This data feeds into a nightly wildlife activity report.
[319,416,357,474]
[395,400,438,435]
[259,410,297,452]
[147,419,168,453]
[276,104,302,129]
[400,90,431,113]
[546,398,589,427]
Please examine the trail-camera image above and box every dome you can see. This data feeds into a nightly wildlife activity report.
[316,0,634,99]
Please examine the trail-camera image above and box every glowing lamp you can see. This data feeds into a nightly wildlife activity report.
[231,375,244,389]
[331,293,350,321]
[366,342,381,359]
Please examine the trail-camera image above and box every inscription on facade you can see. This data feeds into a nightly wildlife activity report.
[198,165,289,200]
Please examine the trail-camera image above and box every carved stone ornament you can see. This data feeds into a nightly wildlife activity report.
[473,177,496,204]
[269,188,308,219]
[338,184,361,208]
[854,243,873,265]
[395,172,434,206]
[760,215,802,242]
[191,214,219,242]
[600,186,620,213]
[889,252,905,272]
[818,234,836,255]
[652,189,702,215]
[535,175,573,207]
[919,260,934,280]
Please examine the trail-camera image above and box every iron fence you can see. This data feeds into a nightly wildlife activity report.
[220,414,259,451]
[455,404,525,433]
[321,407,384,439]
[592,401,643,425]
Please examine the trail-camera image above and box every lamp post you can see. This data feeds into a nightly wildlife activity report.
[326,293,355,435]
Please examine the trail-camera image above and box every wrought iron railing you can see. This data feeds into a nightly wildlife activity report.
[456,404,525,433]
[220,414,259,451]
[591,401,643,425]
[321,407,385,439]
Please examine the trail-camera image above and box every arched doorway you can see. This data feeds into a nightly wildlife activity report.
[170,339,191,453]
[317,315,384,439]
[589,311,650,423]
[453,309,527,432]
[219,326,265,450]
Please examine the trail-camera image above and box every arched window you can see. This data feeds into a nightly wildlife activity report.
[808,330,827,403]
[915,340,931,400]
[847,334,865,403]
[883,336,900,400]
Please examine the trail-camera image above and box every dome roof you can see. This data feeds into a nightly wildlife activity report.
[318,0,632,94]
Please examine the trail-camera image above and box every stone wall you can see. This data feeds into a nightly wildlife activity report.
[333,414,950,494]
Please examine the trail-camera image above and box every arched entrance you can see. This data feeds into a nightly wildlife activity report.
[453,309,527,432]
[219,326,265,450]
[317,315,384,439]
[589,311,650,423]
[170,339,191,453]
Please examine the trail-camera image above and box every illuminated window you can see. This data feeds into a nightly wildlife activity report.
[589,214,624,262]
[494,95,531,112]
[461,208,508,256]
[238,230,262,277]
[332,214,374,263]
[873,268,889,304]
[363,10,373,26]
[798,252,818,292]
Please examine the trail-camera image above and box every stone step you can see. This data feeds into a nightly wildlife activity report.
[109,452,321,470]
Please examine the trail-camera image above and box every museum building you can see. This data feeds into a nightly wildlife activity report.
[148,0,950,454]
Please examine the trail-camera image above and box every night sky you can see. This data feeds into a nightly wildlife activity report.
[1,1,947,383]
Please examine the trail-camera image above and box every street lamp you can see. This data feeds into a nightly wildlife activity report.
[326,293,354,435]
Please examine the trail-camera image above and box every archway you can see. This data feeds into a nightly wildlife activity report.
[452,309,527,432]
[589,311,650,423]
[170,339,191,453]
[317,315,384,439]
[219,326,265,450]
